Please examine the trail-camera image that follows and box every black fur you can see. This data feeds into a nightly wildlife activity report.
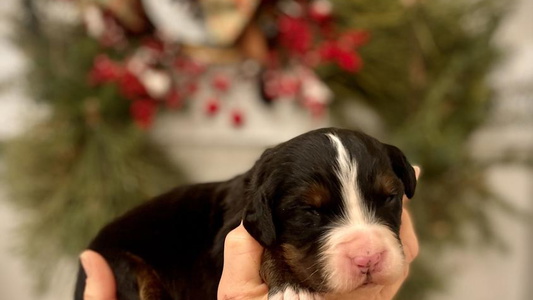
[74,128,416,299]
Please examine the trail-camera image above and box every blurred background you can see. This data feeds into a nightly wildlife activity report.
[0,0,531,299]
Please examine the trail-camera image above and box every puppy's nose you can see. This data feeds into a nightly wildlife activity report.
[352,252,383,274]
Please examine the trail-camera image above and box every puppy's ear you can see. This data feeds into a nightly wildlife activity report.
[384,144,417,199]
[242,190,277,247]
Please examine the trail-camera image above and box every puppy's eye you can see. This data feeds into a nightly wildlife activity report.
[385,195,399,202]
[304,207,320,217]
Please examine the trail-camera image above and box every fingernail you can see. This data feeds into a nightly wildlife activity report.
[413,166,421,179]
[80,251,93,277]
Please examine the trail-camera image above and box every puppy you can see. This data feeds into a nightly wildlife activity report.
[74,127,416,300]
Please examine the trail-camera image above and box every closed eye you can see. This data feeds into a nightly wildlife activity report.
[385,194,400,203]
[302,205,320,216]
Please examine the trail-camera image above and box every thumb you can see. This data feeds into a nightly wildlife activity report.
[218,223,268,299]
[80,250,117,300]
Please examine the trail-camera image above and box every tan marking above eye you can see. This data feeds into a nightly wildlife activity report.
[303,183,330,207]
[375,173,402,196]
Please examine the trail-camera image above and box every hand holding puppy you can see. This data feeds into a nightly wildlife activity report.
[80,250,117,300]
[217,166,420,300]
[82,166,420,300]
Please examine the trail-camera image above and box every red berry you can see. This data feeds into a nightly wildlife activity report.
[231,110,244,127]
[335,50,362,72]
[205,98,220,116]
[88,55,122,85]
[119,71,149,100]
[130,99,157,129]
[212,74,231,92]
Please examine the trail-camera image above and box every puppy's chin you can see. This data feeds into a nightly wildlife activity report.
[319,223,405,293]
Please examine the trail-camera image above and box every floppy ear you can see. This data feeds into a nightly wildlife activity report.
[242,190,277,247]
[384,144,417,199]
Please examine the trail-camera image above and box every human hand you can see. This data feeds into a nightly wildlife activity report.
[218,166,421,300]
[79,225,267,300]
[79,250,117,300]
[217,223,269,300]
[81,167,420,300]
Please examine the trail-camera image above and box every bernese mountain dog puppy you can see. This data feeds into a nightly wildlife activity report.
[74,127,417,300]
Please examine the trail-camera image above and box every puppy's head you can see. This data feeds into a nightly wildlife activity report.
[243,128,416,294]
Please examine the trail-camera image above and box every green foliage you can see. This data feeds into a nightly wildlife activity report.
[17,23,132,125]
[326,0,510,298]
[3,6,184,289]
[5,119,182,285]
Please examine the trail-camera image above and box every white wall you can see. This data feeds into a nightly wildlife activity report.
[429,0,533,299]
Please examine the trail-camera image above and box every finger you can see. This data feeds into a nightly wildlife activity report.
[222,224,264,285]
[218,224,268,299]
[377,263,412,300]
[400,209,419,263]
[413,165,421,180]
[400,165,420,263]
[80,250,117,300]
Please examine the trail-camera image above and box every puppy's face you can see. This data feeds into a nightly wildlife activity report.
[243,128,416,295]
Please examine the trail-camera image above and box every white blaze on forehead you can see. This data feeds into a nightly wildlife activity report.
[321,133,404,293]
[326,133,373,225]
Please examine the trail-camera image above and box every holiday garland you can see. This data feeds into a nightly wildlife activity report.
[80,0,368,127]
